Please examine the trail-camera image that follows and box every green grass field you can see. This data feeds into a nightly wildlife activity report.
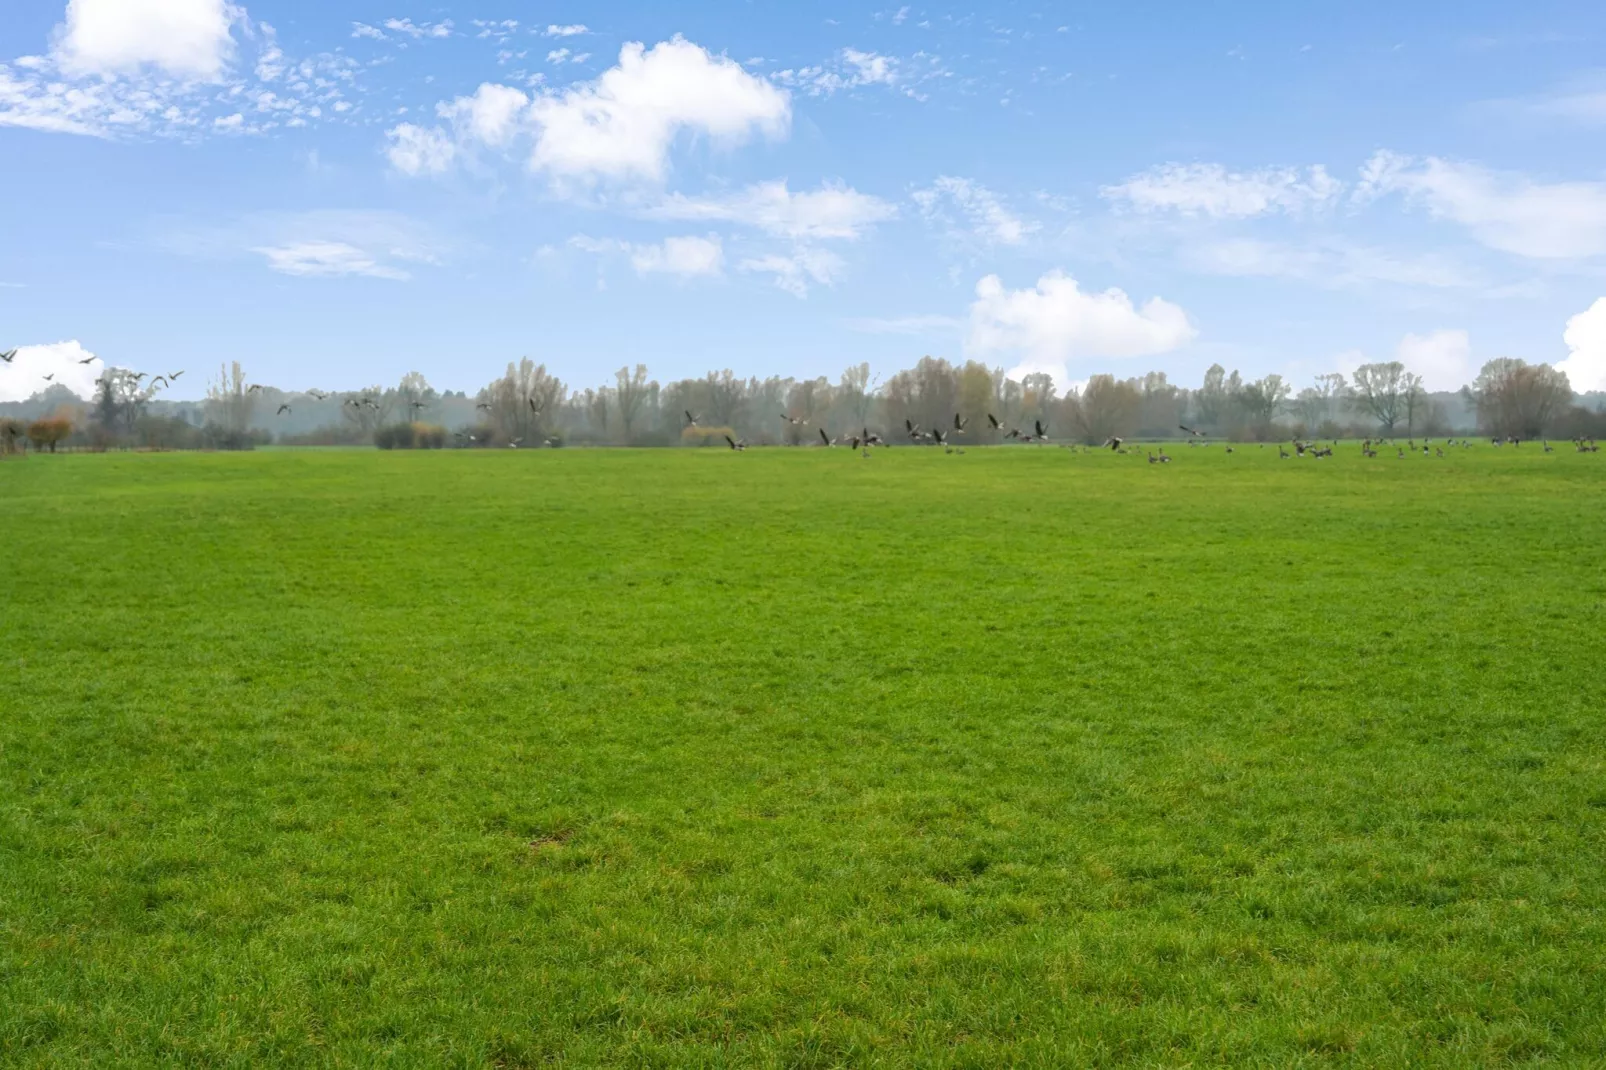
[2,445,1604,1067]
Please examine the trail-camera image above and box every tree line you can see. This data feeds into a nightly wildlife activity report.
[2,353,1602,454]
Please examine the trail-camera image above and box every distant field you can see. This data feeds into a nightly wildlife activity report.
[2,445,1604,1067]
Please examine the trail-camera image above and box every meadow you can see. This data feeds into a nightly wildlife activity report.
[1,444,1603,1067]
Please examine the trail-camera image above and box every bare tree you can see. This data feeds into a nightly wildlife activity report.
[97,368,158,439]
[338,386,393,435]
[205,362,257,436]
[1066,374,1141,444]
[583,387,612,439]
[1466,358,1573,439]
[1401,373,1427,436]
[481,359,565,443]
[395,371,438,423]
[702,369,748,430]
[1350,362,1408,433]
[1235,374,1290,439]
[1313,373,1349,426]
[1196,363,1229,429]
[836,362,877,428]
[614,364,652,443]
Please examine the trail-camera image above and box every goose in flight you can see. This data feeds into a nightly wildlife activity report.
[411,401,427,412]
[476,402,492,411]
[527,398,540,413]
[169,371,184,381]
[819,428,831,446]
[42,374,55,382]
[932,428,948,446]
[277,404,292,416]
[782,412,808,425]
[954,414,969,432]
[0,350,16,364]
[309,390,328,400]
[1179,424,1205,438]
[150,376,168,389]
[724,434,747,451]
[1034,420,1049,440]
[684,410,698,427]
[77,356,95,365]
[987,413,1003,430]
[1105,437,1123,450]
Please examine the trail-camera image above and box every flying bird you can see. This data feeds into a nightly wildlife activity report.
[411,401,427,412]
[819,428,831,446]
[476,402,492,411]
[932,428,948,446]
[169,371,184,381]
[150,376,167,388]
[782,412,808,425]
[987,413,1003,430]
[42,374,54,382]
[954,414,969,432]
[77,356,95,365]
[1105,437,1123,450]
[0,350,16,363]
[277,404,292,416]
[528,398,539,413]
[724,434,746,451]
[685,410,698,427]
[1035,420,1049,440]
[1180,424,1205,438]
[309,390,327,400]
[247,384,263,393]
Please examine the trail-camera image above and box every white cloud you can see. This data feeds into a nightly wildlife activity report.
[1396,329,1473,391]
[1102,162,1342,218]
[545,24,590,38]
[629,235,725,277]
[383,18,453,40]
[912,176,1036,245]
[845,314,964,335]
[739,249,845,297]
[1356,151,1606,259]
[437,82,529,146]
[1559,297,1606,392]
[54,0,238,81]
[645,180,896,240]
[3,11,360,139]
[1184,237,1479,289]
[525,37,789,182]
[351,23,386,40]
[773,48,906,97]
[0,340,101,402]
[966,271,1196,383]
[385,122,456,174]
[252,241,411,280]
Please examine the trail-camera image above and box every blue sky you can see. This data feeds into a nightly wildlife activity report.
[3,0,1606,402]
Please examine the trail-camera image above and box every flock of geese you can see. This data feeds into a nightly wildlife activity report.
[701,409,1604,462]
